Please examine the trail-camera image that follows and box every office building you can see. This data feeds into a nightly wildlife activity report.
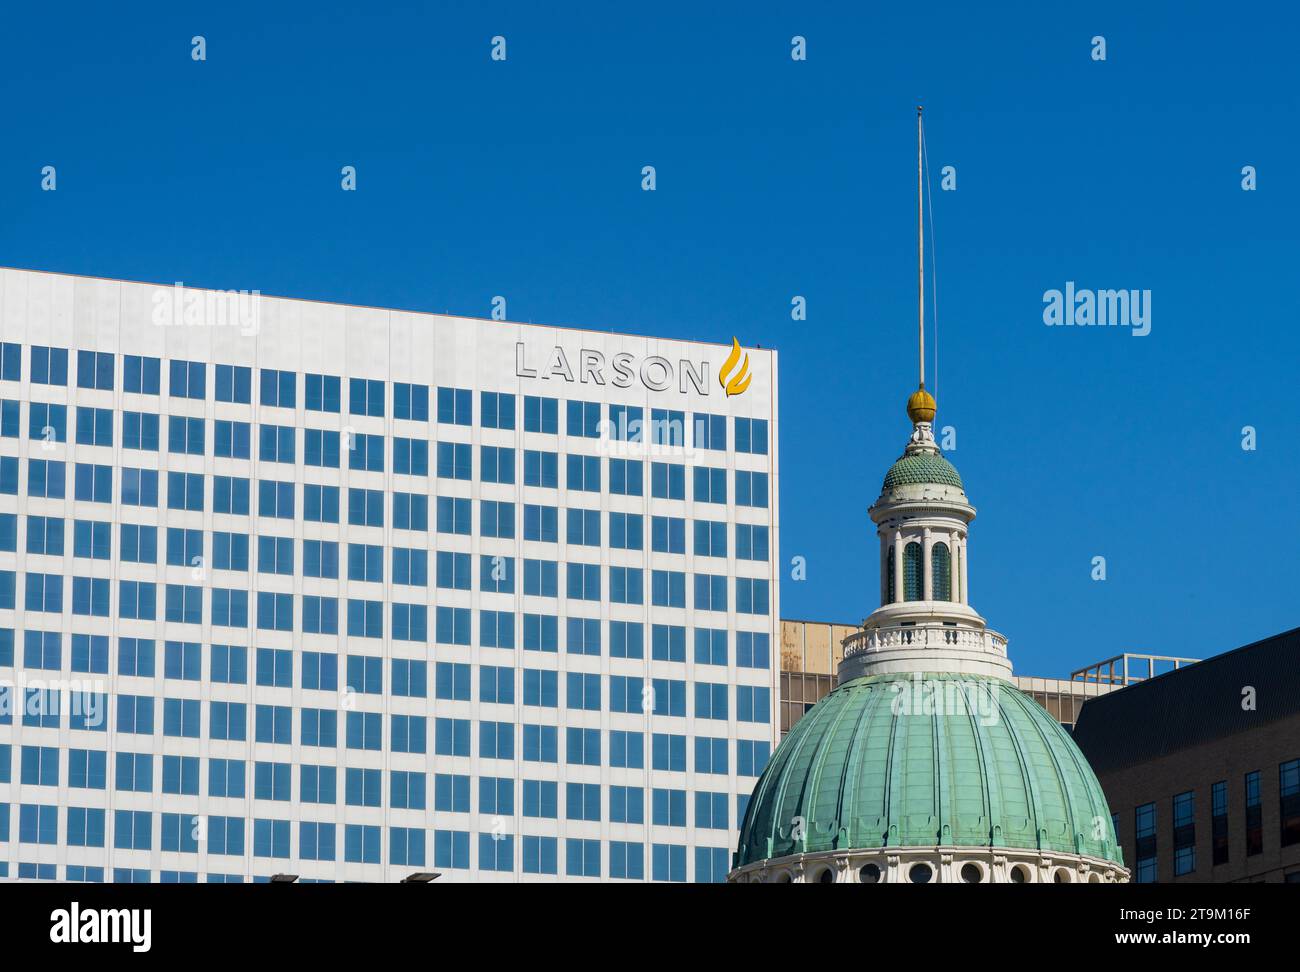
[0,267,779,882]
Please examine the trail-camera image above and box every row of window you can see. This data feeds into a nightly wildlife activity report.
[885,540,955,603]
[1,750,757,819]
[0,838,733,882]
[0,686,773,739]
[0,344,769,453]
[5,411,774,478]
[0,457,771,509]
[0,570,772,626]
[0,701,769,764]
[5,514,770,567]
[2,630,770,678]
[1122,758,1300,881]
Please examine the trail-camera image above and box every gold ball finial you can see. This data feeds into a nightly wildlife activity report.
[906,385,936,424]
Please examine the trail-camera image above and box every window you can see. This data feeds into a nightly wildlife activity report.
[932,542,952,600]
[694,573,727,612]
[348,432,385,472]
[306,373,341,412]
[258,479,294,519]
[260,368,296,408]
[737,685,771,723]
[29,459,66,499]
[653,462,686,500]
[904,541,924,601]
[29,401,67,442]
[74,463,113,503]
[75,406,114,446]
[735,469,768,508]
[648,516,688,558]
[524,504,557,542]
[436,496,469,534]
[481,391,515,429]
[1173,790,1195,876]
[693,412,725,450]
[1135,802,1157,883]
[736,523,769,561]
[650,680,686,718]
[169,359,206,399]
[652,624,686,663]
[393,382,427,420]
[215,364,252,403]
[566,400,601,437]
[303,428,339,467]
[652,569,686,608]
[213,475,250,515]
[524,449,558,487]
[303,483,339,523]
[610,785,644,823]
[736,577,770,615]
[123,355,161,395]
[259,423,295,463]
[437,386,473,425]
[608,403,643,442]
[523,395,558,433]
[1246,771,1263,856]
[167,471,204,511]
[349,377,385,417]
[652,844,687,882]
[566,838,601,878]
[27,515,64,556]
[394,492,428,531]
[691,519,723,557]
[609,512,643,551]
[735,416,769,455]
[610,841,644,880]
[650,407,685,446]
[737,631,770,669]
[437,441,471,479]
[480,444,514,483]
[610,458,643,496]
[1212,780,1229,866]
[566,618,600,656]
[567,508,601,547]
[1282,758,1300,848]
[0,342,19,381]
[480,554,515,593]
[610,622,644,660]
[31,346,69,386]
[119,523,156,564]
[166,527,203,568]
[123,411,161,451]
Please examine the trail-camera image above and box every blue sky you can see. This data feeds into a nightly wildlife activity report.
[1,2,1296,676]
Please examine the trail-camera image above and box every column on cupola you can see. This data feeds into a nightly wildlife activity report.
[892,531,904,605]
[959,536,970,604]
[922,528,933,601]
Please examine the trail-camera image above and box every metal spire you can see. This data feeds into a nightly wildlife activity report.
[917,105,925,390]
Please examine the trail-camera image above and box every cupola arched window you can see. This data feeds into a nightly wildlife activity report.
[903,542,924,601]
[887,547,896,603]
[931,542,952,601]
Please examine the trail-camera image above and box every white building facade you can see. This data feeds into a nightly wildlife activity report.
[0,267,779,883]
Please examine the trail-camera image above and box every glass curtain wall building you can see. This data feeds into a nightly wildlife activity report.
[0,268,779,882]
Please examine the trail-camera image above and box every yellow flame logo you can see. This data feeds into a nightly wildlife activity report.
[719,337,752,397]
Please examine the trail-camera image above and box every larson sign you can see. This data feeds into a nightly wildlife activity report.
[514,338,752,397]
[516,342,710,395]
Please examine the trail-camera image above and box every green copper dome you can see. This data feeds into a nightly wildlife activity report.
[882,452,964,490]
[735,673,1123,868]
